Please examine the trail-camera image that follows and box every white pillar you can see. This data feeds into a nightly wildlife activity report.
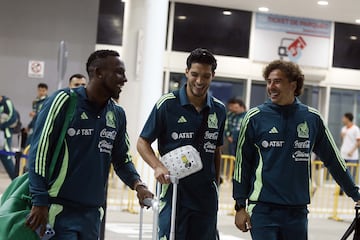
[121,0,169,190]
[139,0,169,126]
[121,0,169,144]
[245,78,252,109]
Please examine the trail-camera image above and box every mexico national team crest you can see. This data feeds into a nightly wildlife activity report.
[297,121,309,138]
[208,112,218,129]
[106,111,116,128]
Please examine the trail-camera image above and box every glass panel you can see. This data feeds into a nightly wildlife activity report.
[250,82,267,108]
[96,0,125,45]
[328,88,358,147]
[169,72,186,92]
[209,79,244,105]
[333,22,360,70]
[173,3,252,57]
[298,86,320,108]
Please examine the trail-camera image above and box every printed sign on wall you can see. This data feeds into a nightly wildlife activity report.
[253,13,332,68]
[28,60,45,78]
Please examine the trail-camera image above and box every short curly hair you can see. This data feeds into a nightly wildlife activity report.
[86,50,120,78]
[263,60,304,96]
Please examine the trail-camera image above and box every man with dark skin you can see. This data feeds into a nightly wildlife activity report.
[26,50,153,239]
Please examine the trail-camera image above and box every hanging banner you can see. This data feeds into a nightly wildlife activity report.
[253,13,332,68]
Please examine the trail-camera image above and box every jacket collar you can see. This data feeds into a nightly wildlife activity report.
[178,84,211,110]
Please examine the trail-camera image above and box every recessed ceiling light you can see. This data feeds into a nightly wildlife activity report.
[223,10,232,16]
[317,1,329,6]
[258,7,269,12]
[356,19,360,24]
[112,19,121,27]
[177,16,187,20]
[350,36,358,40]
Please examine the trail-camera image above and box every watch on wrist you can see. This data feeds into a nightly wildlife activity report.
[234,202,245,212]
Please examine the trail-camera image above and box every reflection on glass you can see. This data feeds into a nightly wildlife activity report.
[328,88,360,146]
[333,22,360,70]
[96,0,125,45]
[173,3,252,57]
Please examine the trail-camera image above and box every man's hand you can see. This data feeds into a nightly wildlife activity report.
[235,208,252,232]
[227,136,234,143]
[29,111,36,118]
[25,205,49,237]
[154,165,170,184]
[136,137,170,184]
[135,185,154,208]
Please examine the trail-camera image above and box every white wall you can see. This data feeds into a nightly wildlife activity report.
[0,0,99,126]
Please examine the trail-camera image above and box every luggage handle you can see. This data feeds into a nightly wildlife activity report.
[166,174,179,184]
[168,175,178,240]
[143,198,159,209]
[139,175,179,240]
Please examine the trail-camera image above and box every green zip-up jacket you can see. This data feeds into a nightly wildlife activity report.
[233,99,360,207]
[29,87,140,208]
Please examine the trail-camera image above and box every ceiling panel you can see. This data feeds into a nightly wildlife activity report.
[174,0,360,25]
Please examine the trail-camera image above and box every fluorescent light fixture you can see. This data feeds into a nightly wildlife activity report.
[258,7,269,12]
[317,1,328,6]
[356,19,360,24]
[177,16,187,20]
[350,36,358,40]
[223,10,232,16]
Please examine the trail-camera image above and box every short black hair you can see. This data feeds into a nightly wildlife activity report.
[86,50,120,78]
[69,73,86,83]
[227,97,246,108]
[186,48,217,72]
[344,112,354,122]
[37,83,48,89]
[263,60,304,96]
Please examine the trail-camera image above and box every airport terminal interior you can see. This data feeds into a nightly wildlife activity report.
[1,0,360,239]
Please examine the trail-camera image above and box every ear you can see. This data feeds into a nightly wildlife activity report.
[95,67,103,79]
[185,68,189,77]
[291,81,297,93]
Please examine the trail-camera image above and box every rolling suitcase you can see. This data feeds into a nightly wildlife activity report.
[340,204,360,240]
[139,175,179,240]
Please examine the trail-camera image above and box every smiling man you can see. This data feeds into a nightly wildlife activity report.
[233,60,360,240]
[137,48,226,239]
[26,50,153,239]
